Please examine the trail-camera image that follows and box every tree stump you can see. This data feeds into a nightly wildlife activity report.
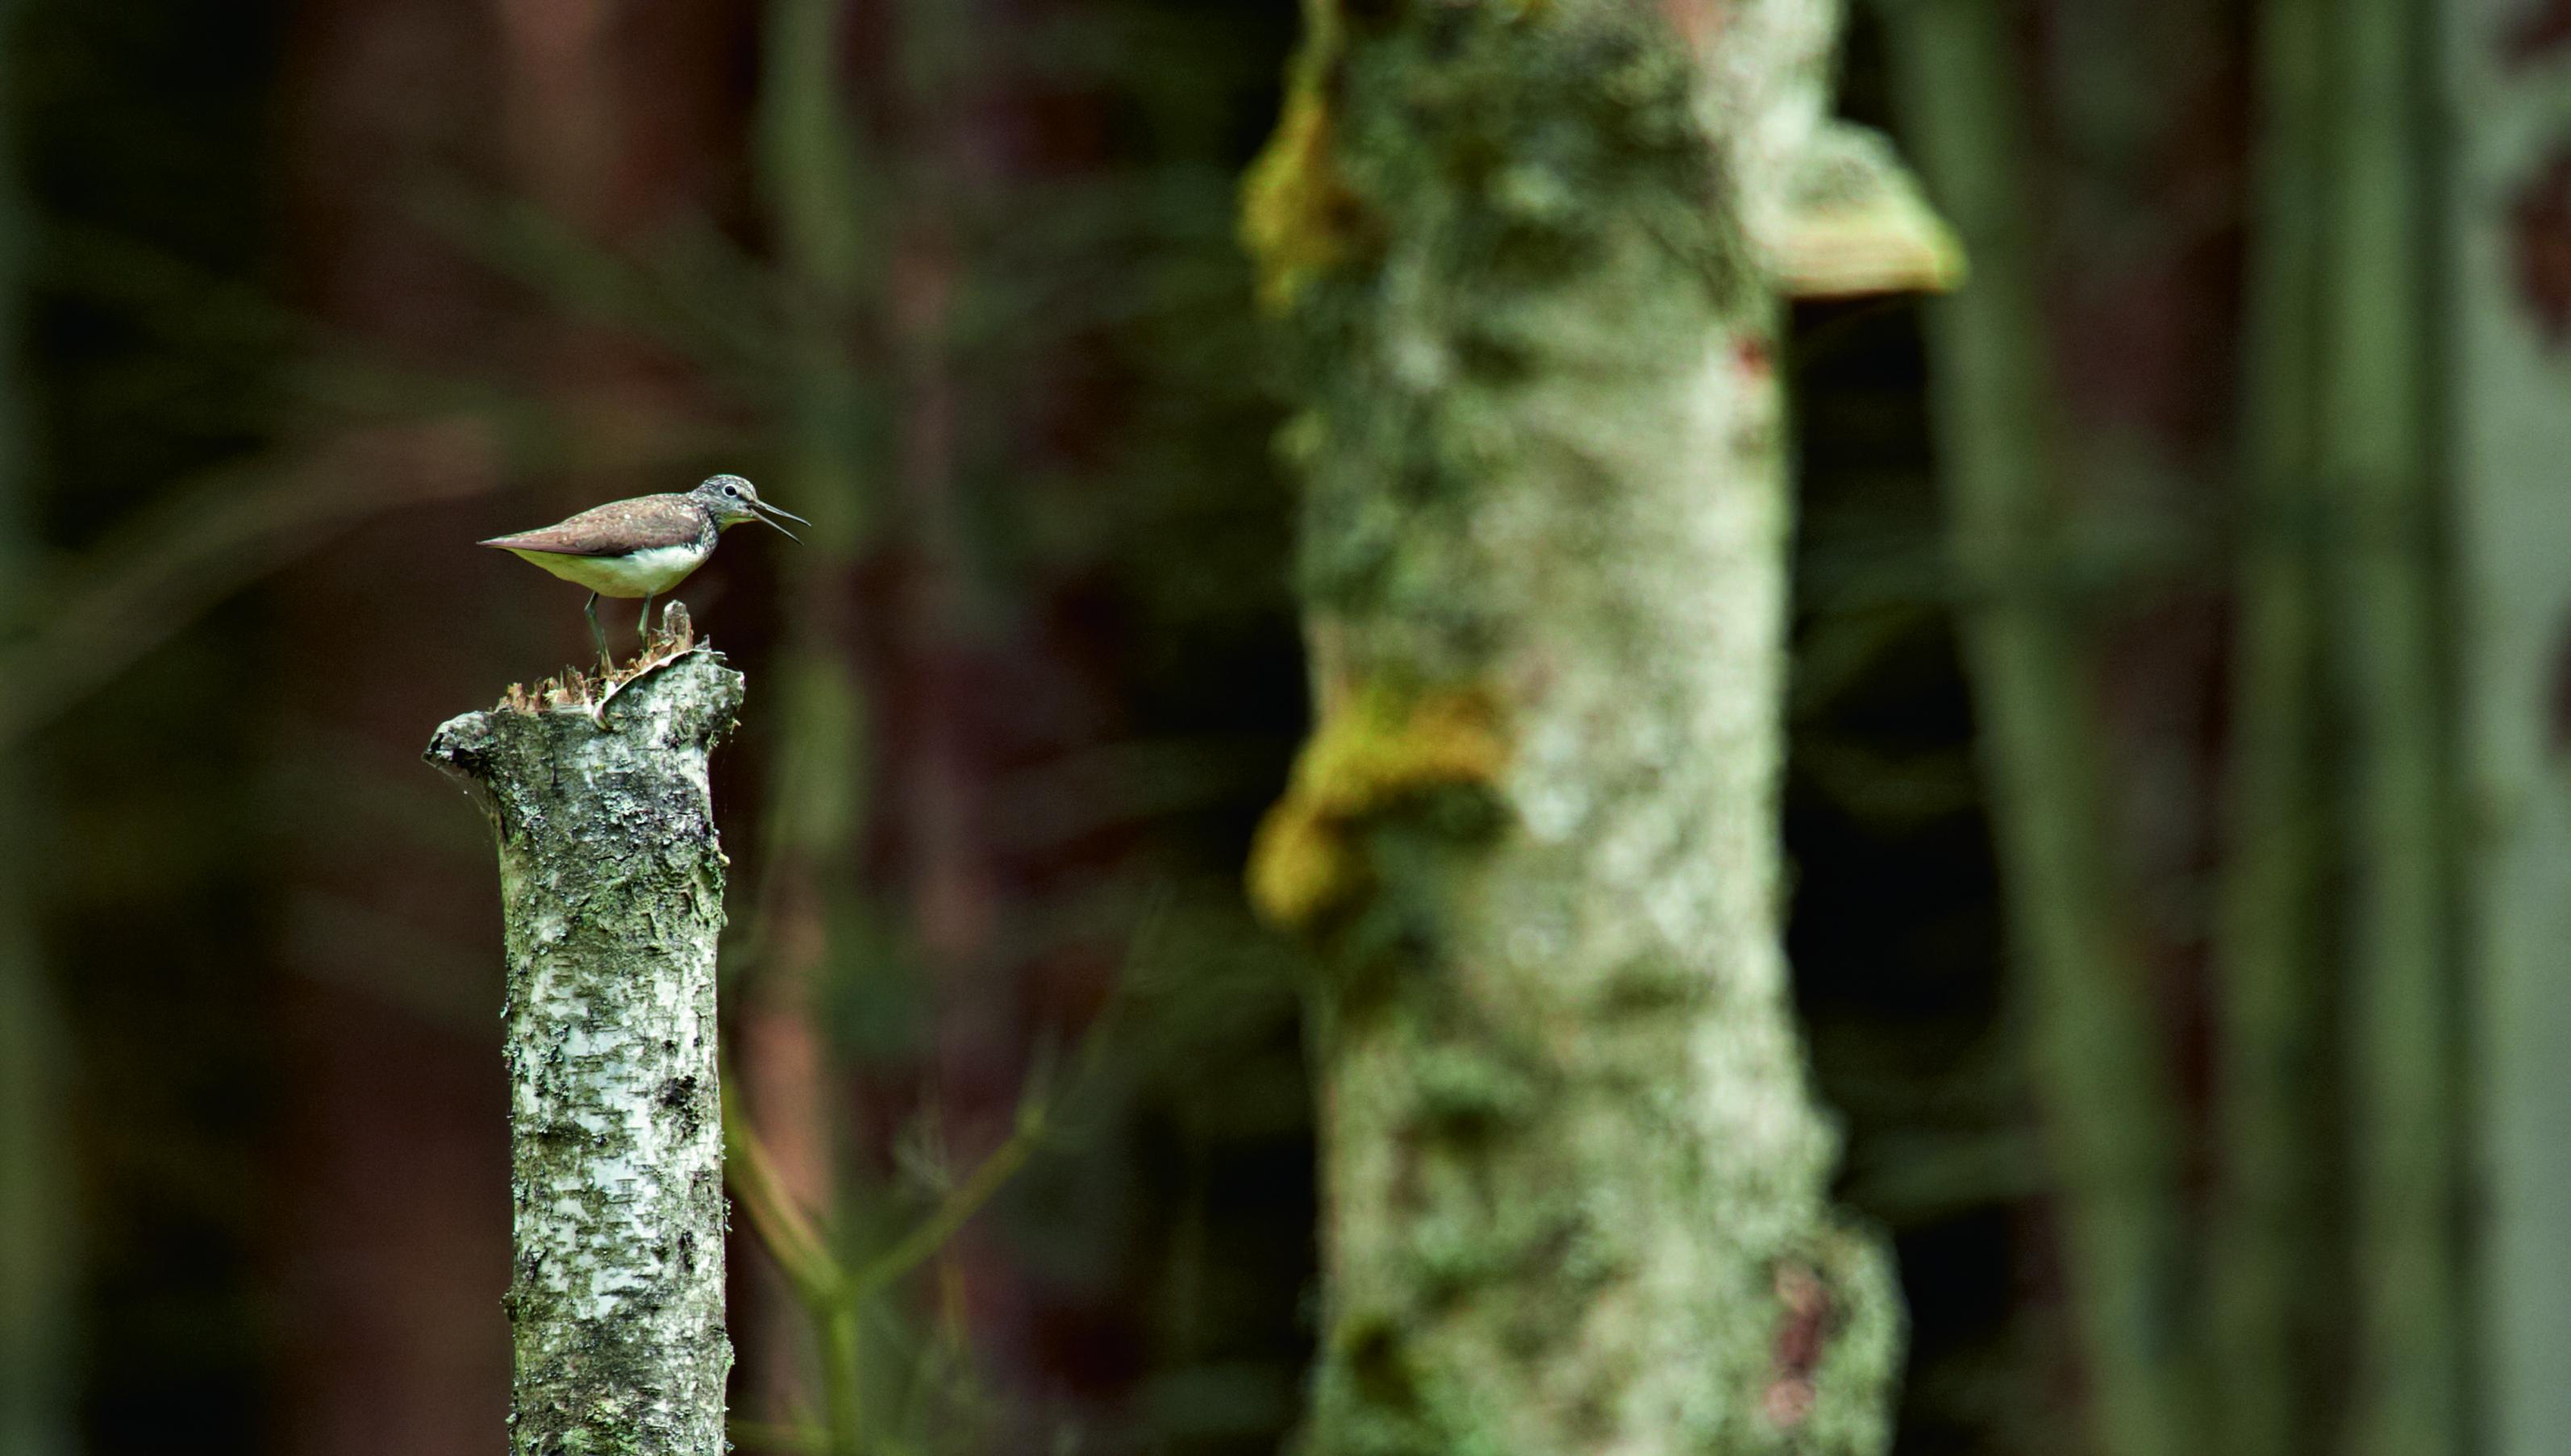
[424,639,741,1455]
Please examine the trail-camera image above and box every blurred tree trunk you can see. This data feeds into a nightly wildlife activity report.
[2200,0,2464,1452]
[744,0,874,1436]
[1897,3,2467,1456]
[0,817,60,1456]
[2317,6,2461,1456]
[1885,5,2199,1456]
[0,801,63,1456]
[884,2,1010,1372]
[0,0,72,1444]
[2211,0,2333,1450]
[2444,3,2571,1454]
[740,3,1018,1446]
[1242,2,1912,1450]
[894,8,1005,1087]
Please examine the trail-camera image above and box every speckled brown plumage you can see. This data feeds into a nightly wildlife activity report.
[480,494,711,557]
[481,473,802,665]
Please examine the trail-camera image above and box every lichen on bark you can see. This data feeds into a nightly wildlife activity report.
[1246,2,1902,1452]
[424,648,743,1456]
[1248,681,1509,930]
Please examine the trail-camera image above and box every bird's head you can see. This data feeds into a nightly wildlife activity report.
[693,474,809,540]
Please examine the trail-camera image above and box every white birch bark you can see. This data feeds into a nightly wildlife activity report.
[425,649,742,1455]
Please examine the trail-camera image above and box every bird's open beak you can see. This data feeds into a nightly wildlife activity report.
[754,501,808,542]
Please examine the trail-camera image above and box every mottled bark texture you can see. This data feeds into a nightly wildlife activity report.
[424,649,743,1455]
[1243,3,1902,1452]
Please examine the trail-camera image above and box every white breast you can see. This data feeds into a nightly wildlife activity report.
[508,543,711,598]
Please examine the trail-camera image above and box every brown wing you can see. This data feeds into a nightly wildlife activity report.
[479,494,703,556]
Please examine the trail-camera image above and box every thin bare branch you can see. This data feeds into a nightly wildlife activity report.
[848,1095,1046,1303]
[0,421,498,747]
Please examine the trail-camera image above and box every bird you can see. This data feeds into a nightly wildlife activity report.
[481,473,808,664]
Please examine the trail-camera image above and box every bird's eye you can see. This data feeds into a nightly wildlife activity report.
[724,485,741,497]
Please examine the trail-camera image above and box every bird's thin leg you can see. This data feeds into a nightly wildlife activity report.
[638,593,656,647]
[585,593,608,668]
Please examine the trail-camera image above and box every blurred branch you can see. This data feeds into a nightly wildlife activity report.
[723,1059,1066,1315]
[719,895,1152,1451]
[411,189,794,403]
[1838,1129,2049,1226]
[1795,735,1981,827]
[0,213,749,751]
[0,419,500,747]
[723,1061,1060,1456]
[721,1079,848,1309]
[6,224,760,758]
[38,219,530,425]
[849,1092,1046,1301]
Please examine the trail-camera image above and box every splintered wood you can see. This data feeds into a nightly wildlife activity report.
[500,601,700,715]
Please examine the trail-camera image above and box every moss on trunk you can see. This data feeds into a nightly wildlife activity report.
[1247,2,1902,1450]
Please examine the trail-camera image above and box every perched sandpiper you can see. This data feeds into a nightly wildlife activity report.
[481,473,808,662]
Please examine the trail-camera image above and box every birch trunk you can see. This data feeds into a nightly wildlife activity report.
[424,649,744,1455]
[1243,2,1907,1450]
[2446,3,2571,1452]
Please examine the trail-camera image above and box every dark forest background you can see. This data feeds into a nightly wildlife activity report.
[2,1,2562,1454]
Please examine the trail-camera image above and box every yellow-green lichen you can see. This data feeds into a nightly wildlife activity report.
[1247,683,1508,930]
[1240,0,1369,315]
